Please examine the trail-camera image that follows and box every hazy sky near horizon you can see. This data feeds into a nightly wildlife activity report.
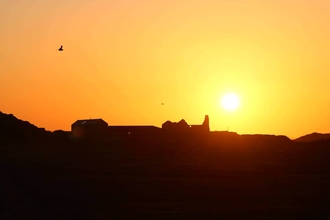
[1,0,330,138]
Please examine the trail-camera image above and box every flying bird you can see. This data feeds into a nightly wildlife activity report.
[58,45,63,51]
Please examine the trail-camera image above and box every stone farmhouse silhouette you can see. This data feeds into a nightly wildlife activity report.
[71,115,210,141]
[162,115,209,134]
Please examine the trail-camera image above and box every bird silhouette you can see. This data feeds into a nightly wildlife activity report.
[58,45,63,51]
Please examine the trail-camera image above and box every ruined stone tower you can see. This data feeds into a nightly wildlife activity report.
[202,115,210,132]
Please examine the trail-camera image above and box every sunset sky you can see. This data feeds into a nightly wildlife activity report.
[1,0,330,138]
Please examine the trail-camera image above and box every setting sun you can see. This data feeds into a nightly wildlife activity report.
[2,0,330,138]
[221,93,240,111]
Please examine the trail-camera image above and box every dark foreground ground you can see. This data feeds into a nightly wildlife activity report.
[1,137,330,219]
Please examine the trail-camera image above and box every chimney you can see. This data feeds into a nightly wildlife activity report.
[202,115,210,132]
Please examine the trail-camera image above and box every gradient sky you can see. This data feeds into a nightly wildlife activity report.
[1,0,330,138]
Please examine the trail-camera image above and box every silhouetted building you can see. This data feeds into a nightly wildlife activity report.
[190,115,209,133]
[162,119,190,133]
[162,115,210,134]
[107,125,161,137]
[162,121,173,130]
[71,118,162,141]
[71,119,108,139]
[71,115,209,142]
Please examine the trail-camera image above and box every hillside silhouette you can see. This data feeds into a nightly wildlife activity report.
[0,111,52,143]
[2,111,330,219]
[294,132,330,142]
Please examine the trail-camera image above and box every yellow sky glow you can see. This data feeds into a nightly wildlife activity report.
[1,0,330,139]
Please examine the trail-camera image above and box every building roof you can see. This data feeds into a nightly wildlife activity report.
[72,119,108,126]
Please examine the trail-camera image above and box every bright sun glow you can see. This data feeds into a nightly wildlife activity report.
[221,93,240,111]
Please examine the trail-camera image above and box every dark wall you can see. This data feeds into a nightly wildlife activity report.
[71,121,109,140]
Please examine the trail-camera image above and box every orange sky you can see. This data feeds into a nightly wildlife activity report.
[1,0,330,139]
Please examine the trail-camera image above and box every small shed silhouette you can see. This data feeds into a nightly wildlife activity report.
[71,119,108,139]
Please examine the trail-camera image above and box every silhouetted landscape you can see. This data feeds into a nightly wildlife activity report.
[2,111,330,219]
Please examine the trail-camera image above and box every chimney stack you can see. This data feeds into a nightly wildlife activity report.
[202,115,210,132]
